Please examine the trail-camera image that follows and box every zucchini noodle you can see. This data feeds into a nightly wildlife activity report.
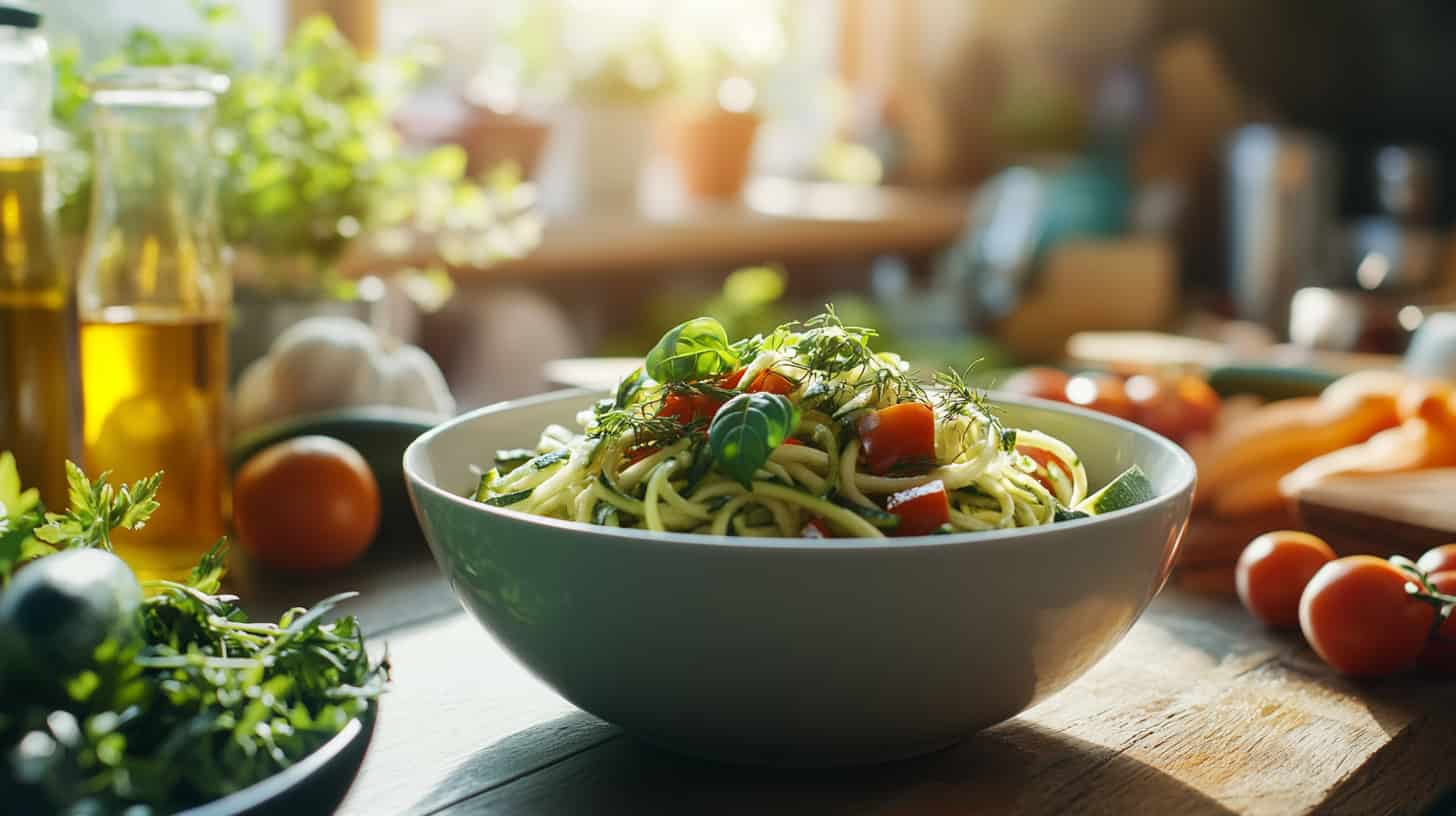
[468,311,1101,539]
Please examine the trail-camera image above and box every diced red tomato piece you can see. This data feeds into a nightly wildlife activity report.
[1017,445,1072,493]
[886,479,950,536]
[801,518,832,539]
[856,402,936,475]
[720,368,747,389]
[660,393,722,424]
[748,370,795,395]
[782,437,803,446]
[625,445,658,464]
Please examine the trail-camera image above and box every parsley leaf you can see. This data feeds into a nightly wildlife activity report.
[34,462,162,551]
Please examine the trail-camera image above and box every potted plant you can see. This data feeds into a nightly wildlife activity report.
[653,1,787,200]
[51,11,541,378]
[482,1,673,213]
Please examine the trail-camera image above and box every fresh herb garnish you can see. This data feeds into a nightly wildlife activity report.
[707,393,800,489]
[590,407,697,444]
[644,317,740,384]
[0,459,388,814]
[614,366,650,409]
[35,461,162,552]
[0,453,45,585]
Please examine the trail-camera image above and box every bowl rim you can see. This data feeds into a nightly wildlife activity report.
[403,388,1197,552]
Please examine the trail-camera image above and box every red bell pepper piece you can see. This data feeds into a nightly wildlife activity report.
[856,402,936,475]
[886,479,950,536]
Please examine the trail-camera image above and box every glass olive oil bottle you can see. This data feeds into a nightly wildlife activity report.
[77,67,231,581]
[0,7,77,510]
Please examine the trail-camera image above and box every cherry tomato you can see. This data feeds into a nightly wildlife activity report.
[1235,531,1335,627]
[801,518,831,539]
[1298,555,1436,677]
[625,444,658,464]
[1018,444,1073,495]
[1000,367,1071,402]
[748,370,795,395]
[1417,543,1456,576]
[1174,375,1220,436]
[857,402,937,475]
[1125,374,1195,442]
[886,480,951,536]
[1420,570,1456,674]
[1064,374,1134,420]
[660,393,722,423]
[233,436,381,572]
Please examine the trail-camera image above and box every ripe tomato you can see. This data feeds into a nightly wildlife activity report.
[1235,531,1335,627]
[233,436,381,572]
[1174,375,1220,436]
[1299,556,1436,677]
[1417,543,1456,576]
[1000,367,1071,402]
[720,368,747,389]
[660,393,722,423]
[1125,374,1194,442]
[801,518,831,539]
[748,370,795,395]
[1420,570,1456,674]
[1018,444,1073,495]
[1064,374,1134,420]
[857,402,936,475]
[886,480,951,536]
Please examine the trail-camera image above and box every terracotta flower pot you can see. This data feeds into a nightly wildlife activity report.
[658,108,761,200]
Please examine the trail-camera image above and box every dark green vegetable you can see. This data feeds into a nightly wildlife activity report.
[1054,506,1091,523]
[492,449,538,475]
[644,317,740,383]
[528,449,570,470]
[0,549,142,678]
[707,393,800,489]
[485,488,535,507]
[0,461,388,815]
[836,500,901,530]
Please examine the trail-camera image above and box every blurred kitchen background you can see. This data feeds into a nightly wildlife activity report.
[35,0,1456,407]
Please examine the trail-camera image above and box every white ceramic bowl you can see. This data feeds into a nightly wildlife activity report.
[405,390,1195,766]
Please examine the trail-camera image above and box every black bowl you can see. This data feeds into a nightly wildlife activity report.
[177,706,375,816]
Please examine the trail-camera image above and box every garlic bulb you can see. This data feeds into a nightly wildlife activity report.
[234,316,456,435]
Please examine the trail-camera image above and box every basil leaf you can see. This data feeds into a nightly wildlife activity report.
[614,366,650,408]
[708,393,800,489]
[644,317,740,383]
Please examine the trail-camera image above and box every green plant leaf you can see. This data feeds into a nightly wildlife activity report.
[614,366,650,409]
[644,317,740,383]
[0,451,39,519]
[708,393,800,489]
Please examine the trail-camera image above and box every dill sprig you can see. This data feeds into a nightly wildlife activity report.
[934,367,1016,452]
[590,406,699,443]
[779,306,926,406]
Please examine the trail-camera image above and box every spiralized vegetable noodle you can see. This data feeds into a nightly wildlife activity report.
[469,310,1091,539]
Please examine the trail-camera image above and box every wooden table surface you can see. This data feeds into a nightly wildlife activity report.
[241,543,1456,816]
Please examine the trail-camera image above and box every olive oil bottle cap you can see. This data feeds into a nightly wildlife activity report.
[0,5,41,29]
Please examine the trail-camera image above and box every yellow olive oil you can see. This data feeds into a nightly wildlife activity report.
[80,311,226,579]
[0,154,77,509]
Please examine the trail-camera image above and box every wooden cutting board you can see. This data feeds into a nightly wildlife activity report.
[1293,469,1456,556]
